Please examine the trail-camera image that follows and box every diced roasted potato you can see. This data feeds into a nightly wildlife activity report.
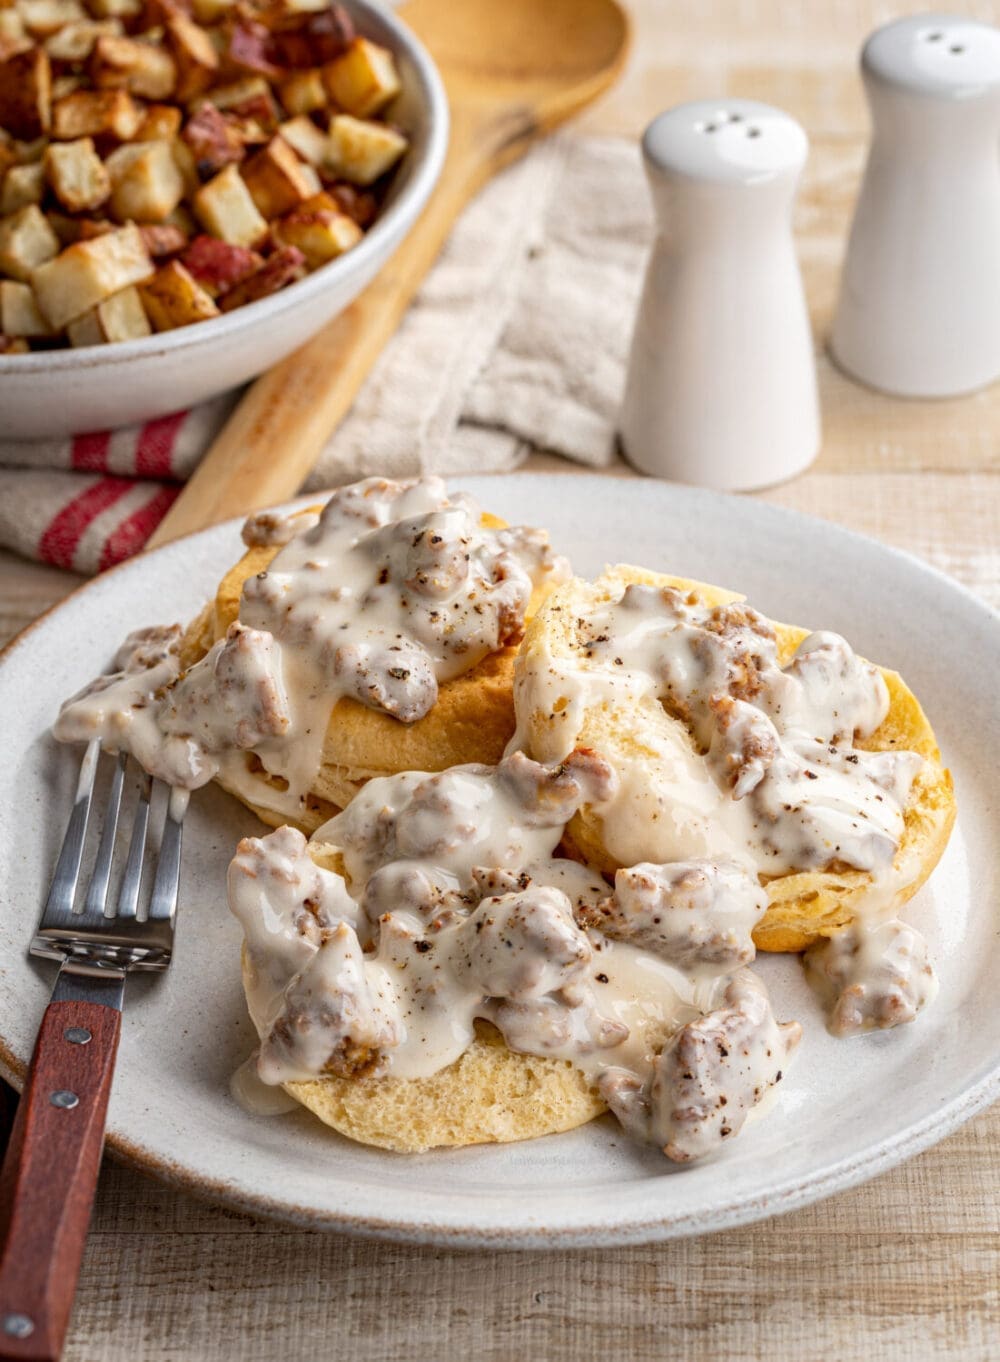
[31,222,153,327]
[106,138,183,221]
[66,282,150,343]
[193,160,266,245]
[52,87,141,139]
[134,101,181,140]
[44,136,110,211]
[137,220,187,257]
[276,67,325,116]
[0,203,59,280]
[138,257,217,328]
[323,113,406,186]
[205,75,270,112]
[0,278,52,335]
[84,0,141,16]
[206,77,278,134]
[51,73,84,100]
[277,113,325,166]
[165,11,217,102]
[218,242,303,310]
[181,100,244,177]
[1,160,45,213]
[19,0,86,39]
[239,133,314,218]
[12,136,48,164]
[0,10,29,58]
[180,231,258,295]
[272,199,360,269]
[189,0,233,22]
[0,47,52,140]
[326,179,376,227]
[322,37,399,119]
[44,16,120,61]
[91,34,177,100]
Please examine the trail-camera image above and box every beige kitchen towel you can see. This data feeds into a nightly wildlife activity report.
[0,134,650,573]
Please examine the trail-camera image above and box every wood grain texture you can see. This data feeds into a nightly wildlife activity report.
[0,1001,121,1362]
[1,0,998,1358]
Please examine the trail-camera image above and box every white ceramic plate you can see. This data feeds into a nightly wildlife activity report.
[0,475,997,1248]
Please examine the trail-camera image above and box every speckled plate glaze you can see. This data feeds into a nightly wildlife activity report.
[0,475,997,1248]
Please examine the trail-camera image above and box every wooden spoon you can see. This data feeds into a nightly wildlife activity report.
[146,0,629,548]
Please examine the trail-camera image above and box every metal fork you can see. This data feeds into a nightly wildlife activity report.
[0,741,184,1362]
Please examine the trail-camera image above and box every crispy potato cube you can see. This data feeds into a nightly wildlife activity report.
[190,0,233,21]
[207,77,278,134]
[52,88,141,139]
[181,101,244,177]
[272,202,360,269]
[84,0,141,16]
[0,48,52,140]
[91,34,177,99]
[12,136,48,164]
[19,0,86,38]
[52,73,85,99]
[193,161,267,246]
[45,18,122,62]
[322,37,400,118]
[239,134,314,218]
[180,231,258,295]
[323,113,405,186]
[1,160,45,213]
[66,282,150,343]
[138,258,218,328]
[0,9,29,56]
[0,203,59,281]
[165,12,217,102]
[0,278,52,335]
[44,136,110,211]
[138,220,187,257]
[277,113,325,165]
[106,138,183,221]
[276,67,325,116]
[31,222,153,327]
[134,101,181,140]
[218,242,303,310]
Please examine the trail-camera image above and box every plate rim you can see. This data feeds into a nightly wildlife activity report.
[0,472,997,1248]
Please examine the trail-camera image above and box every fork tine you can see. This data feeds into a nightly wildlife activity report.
[80,749,127,923]
[147,783,184,922]
[115,770,151,921]
[41,739,100,928]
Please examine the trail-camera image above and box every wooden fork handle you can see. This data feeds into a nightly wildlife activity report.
[0,999,122,1361]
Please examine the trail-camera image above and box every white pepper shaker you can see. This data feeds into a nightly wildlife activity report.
[831,15,1000,398]
[620,98,819,491]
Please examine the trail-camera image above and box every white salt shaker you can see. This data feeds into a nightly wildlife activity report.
[620,98,820,491]
[832,15,1000,397]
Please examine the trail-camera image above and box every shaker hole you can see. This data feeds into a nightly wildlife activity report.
[925,30,943,42]
[950,44,965,54]
[728,112,743,122]
[746,127,761,138]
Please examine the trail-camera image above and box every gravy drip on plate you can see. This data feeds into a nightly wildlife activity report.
[228,751,801,1163]
[54,477,566,813]
[514,581,925,881]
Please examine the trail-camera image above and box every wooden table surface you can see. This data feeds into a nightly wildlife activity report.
[2,2,999,1357]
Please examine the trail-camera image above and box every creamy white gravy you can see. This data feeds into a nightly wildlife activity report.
[228,750,802,1163]
[513,582,925,878]
[54,477,566,817]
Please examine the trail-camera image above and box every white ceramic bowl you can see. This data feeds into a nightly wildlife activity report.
[0,0,448,441]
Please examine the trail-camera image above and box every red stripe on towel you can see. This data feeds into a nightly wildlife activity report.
[37,477,134,570]
[70,431,112,473]
[98,483,180,571]
[134,411,187,479]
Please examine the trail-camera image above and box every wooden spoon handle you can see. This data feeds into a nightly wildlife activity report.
[0,999,121,1362]
[146,123,492,550]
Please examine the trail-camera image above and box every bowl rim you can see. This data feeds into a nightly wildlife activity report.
[0,0,449,375]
